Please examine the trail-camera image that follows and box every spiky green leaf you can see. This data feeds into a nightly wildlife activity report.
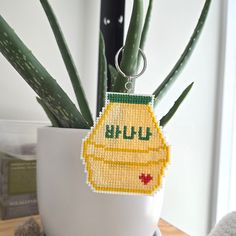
[0,15,89,129]
[36,97,60,127]
[40,0,93,126]
[97,32,107,116]
[112,0,144,93]
[138,0,153,68]
[159,82,194,127]
[153,0,211,104]
[108,64,118,90]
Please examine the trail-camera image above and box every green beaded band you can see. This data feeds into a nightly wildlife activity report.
[107,93,152,104]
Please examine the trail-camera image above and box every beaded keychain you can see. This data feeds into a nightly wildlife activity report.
[82,47,170,195]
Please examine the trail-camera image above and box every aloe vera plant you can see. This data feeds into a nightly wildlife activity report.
[0,0,211,128]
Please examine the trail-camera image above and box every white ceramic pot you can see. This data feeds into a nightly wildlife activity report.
[37,127,164,236]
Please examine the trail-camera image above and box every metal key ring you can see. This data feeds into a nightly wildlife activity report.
[115,46,147,80]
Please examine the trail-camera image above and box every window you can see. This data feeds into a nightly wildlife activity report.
[211,0,236,226]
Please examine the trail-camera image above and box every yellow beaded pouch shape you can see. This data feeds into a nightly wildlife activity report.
[82,92,170,195]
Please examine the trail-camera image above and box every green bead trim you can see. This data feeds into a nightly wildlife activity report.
[107,93,152,104]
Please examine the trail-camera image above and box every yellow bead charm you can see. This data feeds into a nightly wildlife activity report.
[82,93,170,195]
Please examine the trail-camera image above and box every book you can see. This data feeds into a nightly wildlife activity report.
[0,150,38,219]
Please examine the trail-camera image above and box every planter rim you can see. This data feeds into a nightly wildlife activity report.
[0,119,49,125]
[38,126,90,132]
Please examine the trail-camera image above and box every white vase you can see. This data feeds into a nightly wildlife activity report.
[37,127,164,236]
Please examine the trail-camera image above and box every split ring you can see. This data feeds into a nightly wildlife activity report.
[114,46,147,80]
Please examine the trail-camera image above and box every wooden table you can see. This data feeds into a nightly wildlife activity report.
[0,216,188,236]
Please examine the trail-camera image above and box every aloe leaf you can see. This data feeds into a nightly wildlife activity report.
[108,64,118,90]
[0,15,89,129]
[112,0,143,93]
[138,0,153,67]
[36,97,60,127]
[40,0,93,126]
[153,0,211,104]
[42,98,88,128]
[97,32,107,116]
[159,82,194,127]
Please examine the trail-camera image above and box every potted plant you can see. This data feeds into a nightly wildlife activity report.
[0,0,211,235]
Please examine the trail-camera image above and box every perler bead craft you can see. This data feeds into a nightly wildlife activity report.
[82,92,170,195]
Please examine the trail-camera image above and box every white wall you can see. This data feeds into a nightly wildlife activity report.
[1,0,223,235]
[125,0,222,235]
[0,0,100,121]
